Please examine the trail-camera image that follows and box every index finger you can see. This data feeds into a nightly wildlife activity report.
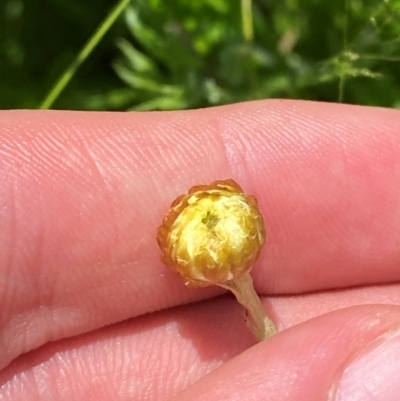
[1,100,399,369]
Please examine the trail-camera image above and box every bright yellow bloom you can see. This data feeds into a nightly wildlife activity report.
[157,179,266,286]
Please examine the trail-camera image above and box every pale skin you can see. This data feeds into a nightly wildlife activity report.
[1,100,400,400]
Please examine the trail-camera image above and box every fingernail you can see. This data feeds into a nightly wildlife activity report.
[333,331,400,401]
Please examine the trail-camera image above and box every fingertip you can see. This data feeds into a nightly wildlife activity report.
[172,305,400,401]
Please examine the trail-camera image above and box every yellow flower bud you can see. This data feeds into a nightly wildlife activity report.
[157,179,266,286]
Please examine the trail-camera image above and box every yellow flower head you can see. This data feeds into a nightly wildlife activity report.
[157,179,266,286]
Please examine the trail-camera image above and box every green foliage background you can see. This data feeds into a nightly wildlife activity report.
[1,0,400,110]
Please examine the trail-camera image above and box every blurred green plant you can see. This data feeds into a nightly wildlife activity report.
[0,0,126,109]
[39,0,132,109]
[1,0,400,110]
[114,0,400,110]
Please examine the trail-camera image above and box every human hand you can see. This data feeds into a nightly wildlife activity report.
[1,100,400,400]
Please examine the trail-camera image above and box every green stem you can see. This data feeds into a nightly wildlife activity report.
[241,0,254,43]
[39,0,132,109]
[338,0,349,103]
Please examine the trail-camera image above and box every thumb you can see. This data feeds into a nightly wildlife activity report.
[172,305,400,401]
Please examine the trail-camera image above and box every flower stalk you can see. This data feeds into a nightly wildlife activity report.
[218,272,276,341]
[157,179,276,340]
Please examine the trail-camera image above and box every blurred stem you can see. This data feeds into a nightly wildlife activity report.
[39,0,132,109]
[241,0,254,43]
[338,0,349,103]
[218,272,276,341]
[241,0,258,100]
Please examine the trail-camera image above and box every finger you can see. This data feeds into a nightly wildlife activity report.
[172,305,400,401]
[0,296,257,401]
[273,283,400,329]
[1,101,400,369]
[1,290,400,401]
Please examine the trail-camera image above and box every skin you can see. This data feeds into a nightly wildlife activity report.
[1,100,400,400]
